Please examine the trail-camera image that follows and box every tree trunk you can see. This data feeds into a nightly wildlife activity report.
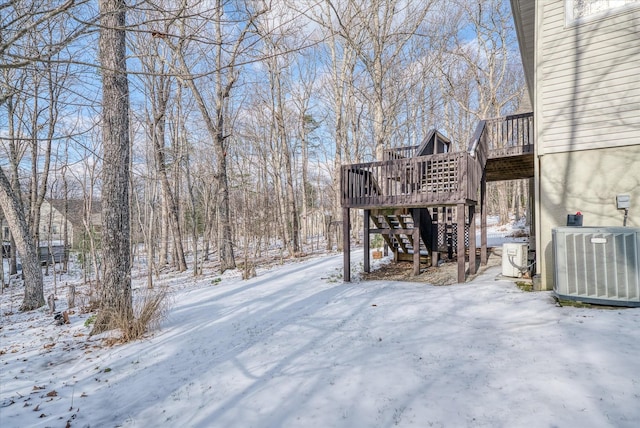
[0,169,44,311]
[93,0,132,333]
[268,55,299,256]
[152,98,187,271]
[168,1,236,272]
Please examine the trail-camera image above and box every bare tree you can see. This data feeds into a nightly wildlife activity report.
[321,0,436,160]
[0,170,44,310]
[439,0,527,222]
[131,16,188,271]
[153,0,268,272]
[0,1,80,71]
[93,0,132,332]
[257,14,302,256]
[0,0,89,310]
[290,59,320,245]
[442,0,524,119]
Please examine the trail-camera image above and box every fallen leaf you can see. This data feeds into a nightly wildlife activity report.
[46,390,58,397]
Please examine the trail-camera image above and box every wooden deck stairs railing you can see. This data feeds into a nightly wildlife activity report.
[369,208,433,262]
[342,112,534,283]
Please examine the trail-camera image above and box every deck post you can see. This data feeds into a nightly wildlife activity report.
[363,209,370,273]
[457,203,465,283]
[343,207,351,282]
[469,205,477,275]
[431,207,439,267]
[480,175,487,265]
[528,177,536,253]
[447,208,454,259]
[413,208,421,276]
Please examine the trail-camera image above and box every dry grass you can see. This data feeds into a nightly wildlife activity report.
[91,287,170,343]
[125,287,170,341]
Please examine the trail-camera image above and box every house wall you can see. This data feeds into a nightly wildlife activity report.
[538,145,640,288]
[39,201,73,246]
[538,1,640,155]
[534,1,640,289]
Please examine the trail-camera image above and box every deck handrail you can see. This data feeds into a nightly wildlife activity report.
[481,112,534,153]
[341,112,533,209]
[383,128,453,160]
[341,151,478,209]
[467,120,487,162]
[383,145,420,160]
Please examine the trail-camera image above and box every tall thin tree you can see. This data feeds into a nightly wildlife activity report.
[93,0,132,332]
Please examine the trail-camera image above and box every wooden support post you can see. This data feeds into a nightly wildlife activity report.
[363,210,370,273]
[481,175,487,265]
[431,207,439,267]
[343,207,351,282]
[447,207,453,260]
[413,208,421,276]
[469,205,477,275]
[528,177,536,252]
[457,203,465,283]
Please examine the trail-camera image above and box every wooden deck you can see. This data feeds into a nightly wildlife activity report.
[483,112,534,181]
[341,112,534,283]
[342,113,534,209]
[341,152,481,209]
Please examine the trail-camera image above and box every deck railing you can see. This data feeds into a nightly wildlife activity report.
[383,145,420,160]
[342,151,480,208]
[473,112,534,158]
[342,112,533,209]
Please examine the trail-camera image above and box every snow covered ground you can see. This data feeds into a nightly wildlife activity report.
[1,245,640,427]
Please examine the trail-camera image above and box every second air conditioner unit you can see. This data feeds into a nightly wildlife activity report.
[502,243,528,278]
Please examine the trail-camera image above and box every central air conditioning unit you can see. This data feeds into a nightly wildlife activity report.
[502,243,528,277]
[553,227,640,307]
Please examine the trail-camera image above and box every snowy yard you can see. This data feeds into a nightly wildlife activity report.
[1,250,639,428]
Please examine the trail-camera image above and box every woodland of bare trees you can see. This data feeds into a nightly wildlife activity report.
[1,0,528,312]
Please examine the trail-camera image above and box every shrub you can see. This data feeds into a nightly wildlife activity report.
[90,287,170,343]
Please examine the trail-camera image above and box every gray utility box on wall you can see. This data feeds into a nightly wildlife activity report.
[553,227,640,306]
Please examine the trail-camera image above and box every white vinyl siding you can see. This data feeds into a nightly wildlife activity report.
[538,0,640,154]
[565,0,640,25]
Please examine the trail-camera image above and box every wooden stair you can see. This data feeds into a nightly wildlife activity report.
[370,208,433,263]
